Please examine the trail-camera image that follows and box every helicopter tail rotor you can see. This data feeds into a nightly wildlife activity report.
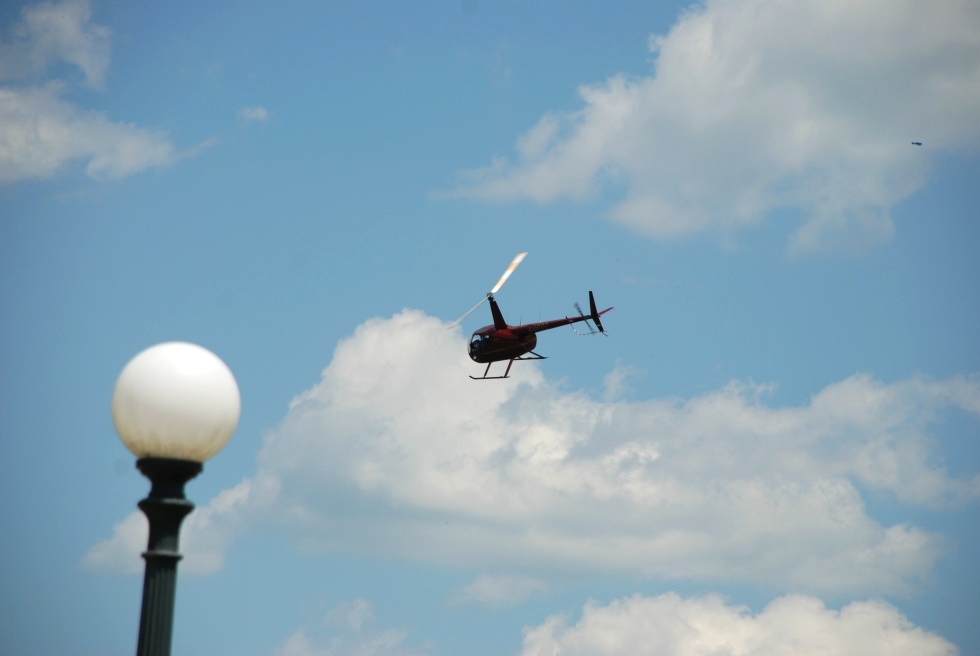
[571,302,598,335]
[570,292,609,335]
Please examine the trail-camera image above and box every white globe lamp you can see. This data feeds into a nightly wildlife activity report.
[112,341,240,462]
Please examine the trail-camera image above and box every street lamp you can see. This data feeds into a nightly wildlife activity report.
[112,342,240,656]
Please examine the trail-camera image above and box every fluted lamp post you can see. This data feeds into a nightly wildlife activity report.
[112,342,240,656]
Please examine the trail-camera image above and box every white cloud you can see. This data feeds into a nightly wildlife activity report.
[0,84,183,182]
[274,628,421,656]
[85,311,980,596]
[450,574,548,607]
[0,0,110,87]
[80,510,145,575]
[601,362,641,401]
[519,593,958,656]
[273,599,427,656]
[0,1,203,183]
[83,477,273,576]
[324,598,375,632]
[238,105,270,122]
[448,0,980,251]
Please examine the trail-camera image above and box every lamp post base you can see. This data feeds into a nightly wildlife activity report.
[134,457,202,656]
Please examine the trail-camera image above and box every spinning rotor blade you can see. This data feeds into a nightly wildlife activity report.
[447,252,527,329]
[490,252,527,294]
[572,301,597,335]
[447,296,487,329]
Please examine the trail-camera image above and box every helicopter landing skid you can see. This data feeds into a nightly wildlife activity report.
[470,352,547,380]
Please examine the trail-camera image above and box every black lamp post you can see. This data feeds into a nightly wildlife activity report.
[112,342,240,656]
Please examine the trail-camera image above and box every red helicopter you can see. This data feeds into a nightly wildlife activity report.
[449,252,613,380]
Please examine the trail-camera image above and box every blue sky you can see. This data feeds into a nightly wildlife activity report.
[1,1,978,654]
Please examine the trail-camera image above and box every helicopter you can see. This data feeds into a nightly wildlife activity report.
[448,252,613,380]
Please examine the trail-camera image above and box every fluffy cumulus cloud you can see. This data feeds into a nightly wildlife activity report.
[0,0,195,182]
[271,592,957,656]
[82,477,267,575]
[450,0,980,251]
[85,310,980,600]
[0,0,109,87]
[519,593,958,656]
[0,84,182,181]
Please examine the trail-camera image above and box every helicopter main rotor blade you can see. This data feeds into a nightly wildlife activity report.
[490,252,527,294]
[447,296,487,329]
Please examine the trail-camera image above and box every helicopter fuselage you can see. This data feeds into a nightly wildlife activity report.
[468,326,537,363]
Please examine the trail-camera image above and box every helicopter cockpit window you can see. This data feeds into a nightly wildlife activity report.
[470,334,486,353]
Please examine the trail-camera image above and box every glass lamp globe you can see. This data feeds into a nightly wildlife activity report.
[112,342,240,463]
